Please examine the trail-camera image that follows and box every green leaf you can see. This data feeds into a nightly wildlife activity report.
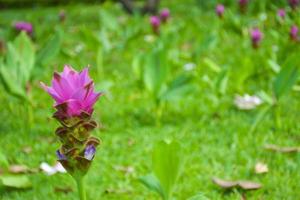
[139,174,165,199]
[36,29,63,65]
[203,58,221,73]
[0,175,32,189]
[273,54,299,99]
[0,152,9,169]
[143,46,168,97]
[160,74,193,101]
[152,140,184,200]
[0,32,35,101]
[214,68,229,95]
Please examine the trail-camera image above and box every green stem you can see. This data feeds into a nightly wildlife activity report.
[75,177,86,200]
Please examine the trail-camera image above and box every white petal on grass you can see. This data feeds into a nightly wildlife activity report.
[234,94,263,110]
[183,63,196,71]
[40,162,66,176]
[144,35,155,43]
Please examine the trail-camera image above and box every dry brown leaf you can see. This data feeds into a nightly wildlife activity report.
[22,146,32,154]
[212,177,237,189]
[9,164,29,174]
[212,177,262,190]
[264,144,300,153]
[54,186,73,194]
[255,162,268,174]
[238,181,262,190]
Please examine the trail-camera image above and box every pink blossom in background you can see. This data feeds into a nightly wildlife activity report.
[290,25,299,41]
[251,28,263,48]
[289,0,299,10]
[41,65,102,119]
[216,4,225,18]
[160,8,170,23]
[239,0,249,12]
[150,16,160,34]
[14,21,33,35]
[277,9,286,19]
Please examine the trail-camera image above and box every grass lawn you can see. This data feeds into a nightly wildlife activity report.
[0,1,300,199]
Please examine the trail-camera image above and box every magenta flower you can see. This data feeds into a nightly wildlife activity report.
[277,9,286,19]
[290,25,299,41]
[216,4,225,18]
[251,28,263,48]
[41,65,102,119]
[239,0,249,12]
[160,8,170,23]
[289,0,299,10]
[150,16,161,34]
[14,21,33,36]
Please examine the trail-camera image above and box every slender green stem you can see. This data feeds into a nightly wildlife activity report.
[75,176,86,200]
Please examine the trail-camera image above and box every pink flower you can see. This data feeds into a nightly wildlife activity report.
[150,16,160,34]
[14,21,33,36]
[239,0,249,12]
[289,0,299,10]
[290,25,299,41]
[251,28,263,48]
[160,8,170,23]
[216,4,225,18]
[277,9,286,19]
[41,65,102,119]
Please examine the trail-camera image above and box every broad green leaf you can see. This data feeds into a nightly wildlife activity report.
[139,174,165,199]
[0,175,32,189]
[160,74,193,101]
[273,54,299,99]
[250,105,272,134]
[143,46,168,96]
[36,29,63,65]
[132,53,142,79]
[214,68,228,95]
[13,32,35,86]
[152,140,184,200]
[0,32,35,101]
[268,59,280,73]
[99,29,111,53]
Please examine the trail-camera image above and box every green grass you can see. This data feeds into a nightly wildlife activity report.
[1,1,300,199]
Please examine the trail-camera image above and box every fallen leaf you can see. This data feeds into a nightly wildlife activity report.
[9,165,29,174]
[212,177,237,189]
[238,181,262,190]
[264,144,300,153]
[212,177,262,190]
[54,186,73,194]
[22,146,32,154]
[0,175,32,189]
[255,162,268,174]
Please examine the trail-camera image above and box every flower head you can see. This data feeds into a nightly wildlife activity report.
[14,21,33,36]
[277,9,286,19]
[150,16,160,34]
[84,145,96,160]
[160,8,170,23]
[216,4,225,18]
[59,10,66,22]
[289,0,299,10]
[290,25,299,41]
[251,28,263,48]
[41,65,102,119]
[239,0,249,12]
